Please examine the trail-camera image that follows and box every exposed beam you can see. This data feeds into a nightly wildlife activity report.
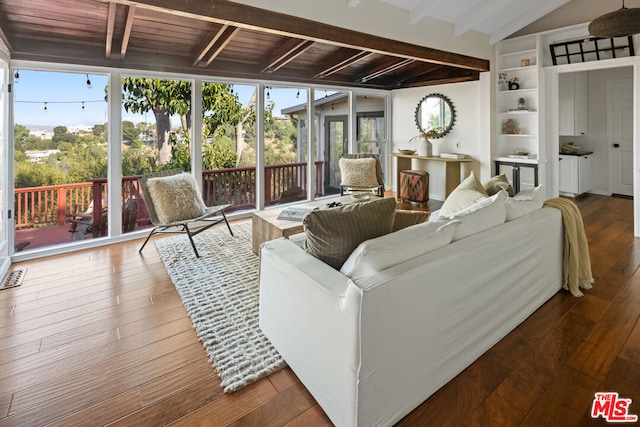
[261,39,315,74]
[193,24,230,66]
[120,5,136,58]
[105,2,117,58]
[360,58,415,83]
[399,68,479,88]
[314,50,373,79]
[203,25,239,67]
[121,0,489,72]
[0,24,12,52]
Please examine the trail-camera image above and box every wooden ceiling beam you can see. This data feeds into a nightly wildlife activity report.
[193,24,227,66]
[261,39,315,74]
[314,50,373,79]
[359,58,415,83]
[105,2,117,58]
[120,0,489,72]
[120,5,136,58]
[0,24,12,51]
[201,25,239,67]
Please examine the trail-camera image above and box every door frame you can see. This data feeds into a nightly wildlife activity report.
[544,58,640,236]
[323,115,348,194]
[0,52,11,280]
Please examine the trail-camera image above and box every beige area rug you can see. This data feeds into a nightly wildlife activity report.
[154,221,286,392]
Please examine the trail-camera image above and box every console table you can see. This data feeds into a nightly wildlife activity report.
[389,153,472,198]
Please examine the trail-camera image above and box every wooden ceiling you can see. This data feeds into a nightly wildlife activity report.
[0,0,490,90]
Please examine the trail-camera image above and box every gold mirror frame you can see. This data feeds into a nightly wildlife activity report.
[414,93,456,138]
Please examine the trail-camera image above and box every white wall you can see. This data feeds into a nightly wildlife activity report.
[227,0,491,59]
[391,80,490,200]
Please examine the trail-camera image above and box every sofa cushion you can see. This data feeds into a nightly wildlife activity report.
[483,174,515,197]
[146,173,207,224]
[303,197,396,270]
[393,210,431,231]
[442,190,508,240]
[340,219,459,279]
[439,172,488,217]
[513,185,543,201]
[506,185,544,221]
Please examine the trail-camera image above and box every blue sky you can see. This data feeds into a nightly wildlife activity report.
[13,70,318,129]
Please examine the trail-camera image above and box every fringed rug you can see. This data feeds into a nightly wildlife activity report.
[155,221,286,392]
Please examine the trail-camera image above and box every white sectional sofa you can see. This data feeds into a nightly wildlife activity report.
[259,188,563,427]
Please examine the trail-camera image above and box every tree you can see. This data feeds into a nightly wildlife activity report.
[92,124,105,136]
[121,78,266,167]
[52,126,76,144]
[121,78,191,163]
[122,120,139,145]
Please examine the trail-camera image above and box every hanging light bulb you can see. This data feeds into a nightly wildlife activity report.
[44,102,48,113]
[86,74,92,89]
[13,70,19,83]
[82,101,85,111]
[589,0,640,37]
[296,89,300,99]
[266,87,270,99]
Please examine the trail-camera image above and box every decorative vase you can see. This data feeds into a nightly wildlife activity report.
[409,134,432,157]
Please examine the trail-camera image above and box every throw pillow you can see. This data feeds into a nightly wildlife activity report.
[483,174,515,197]
[513,185,543,201]
[146,173,207,224]
[303,197,396,270]
[340,219,459,279]
[393,210,431,231]
[339,157,378,187]
[443,190,508,240]
[439,171,488,218]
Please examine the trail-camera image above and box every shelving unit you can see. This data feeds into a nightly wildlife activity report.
[495,35,541,189]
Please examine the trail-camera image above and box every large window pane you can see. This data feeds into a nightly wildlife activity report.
[121,76,191,234]
[13,70,109,250]
[202,82,257,212]
[264,86,310,205]
[355,94,387,181]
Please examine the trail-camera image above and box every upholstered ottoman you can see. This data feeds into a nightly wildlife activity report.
[400,170,429,203]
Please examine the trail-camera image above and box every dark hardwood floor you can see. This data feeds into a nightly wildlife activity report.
[0,194,638,426]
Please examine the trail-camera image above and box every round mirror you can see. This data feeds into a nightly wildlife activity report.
[414,93,456,138]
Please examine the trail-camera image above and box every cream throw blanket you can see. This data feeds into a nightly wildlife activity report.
[544,198,594,297]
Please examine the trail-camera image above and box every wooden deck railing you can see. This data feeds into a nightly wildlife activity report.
[14,162,325,229]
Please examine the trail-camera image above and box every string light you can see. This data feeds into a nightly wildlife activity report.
[15,99,104,113]
[13,70,19,83]
[86,74,92,89]
[266,87,270,99]
[296,89,300,99]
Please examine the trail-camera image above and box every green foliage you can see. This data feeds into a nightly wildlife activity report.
[122,120,140,145]
[203,141,237,170]
[15,162,69,188]
[52,125,76,144]
[122,146,157,176]
[165,132,191,172]
[92,124,105,136]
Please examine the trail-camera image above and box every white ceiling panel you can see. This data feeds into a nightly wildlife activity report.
[362,0,572,43]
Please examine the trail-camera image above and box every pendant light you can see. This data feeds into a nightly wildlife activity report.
[589,0,640,38]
